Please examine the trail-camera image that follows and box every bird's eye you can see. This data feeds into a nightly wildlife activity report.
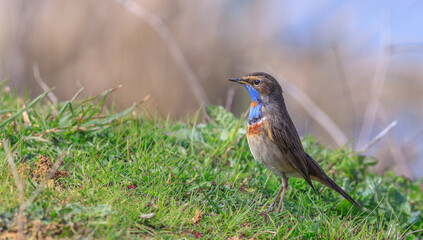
[253,80,261,85]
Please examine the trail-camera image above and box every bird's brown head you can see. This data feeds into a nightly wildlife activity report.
[229,72,282,104]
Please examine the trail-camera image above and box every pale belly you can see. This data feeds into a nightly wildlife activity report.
[247,131,300,178]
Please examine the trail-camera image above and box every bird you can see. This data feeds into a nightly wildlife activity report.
[229,72,360,213]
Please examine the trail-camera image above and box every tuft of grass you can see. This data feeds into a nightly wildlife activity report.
[0,83,422,239]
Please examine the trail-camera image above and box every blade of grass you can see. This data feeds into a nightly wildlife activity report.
[0,89,52,128]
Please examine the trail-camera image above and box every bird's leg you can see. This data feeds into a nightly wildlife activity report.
[277,174,288,213]
[265,184,284,212]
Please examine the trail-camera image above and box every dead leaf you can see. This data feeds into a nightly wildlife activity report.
[166,172,172,185]
[191,209,202,224]
[22,110,31,126]
[0,216,65,240]
[0,232,19,240]
[139,213,157,219]
[47,179,55,188]
[18,163,31,177]
[227,236,240,240]
[30,219,42,240]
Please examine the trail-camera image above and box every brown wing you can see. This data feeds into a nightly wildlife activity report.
[264,114,315,190]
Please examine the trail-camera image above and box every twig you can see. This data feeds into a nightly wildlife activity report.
[33,63,58,104]
[378,108,414,180]
[71,88,84,102]
[166,166,196,185]
[263,67,348,146]
[359,120,397,152]
[113,0,210,121]
[3,140,25,240]
[399,228,423,240]
[356,10,391,150]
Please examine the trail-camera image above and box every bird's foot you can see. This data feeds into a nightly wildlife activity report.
[260,209,270,222]
[263,203,275,214]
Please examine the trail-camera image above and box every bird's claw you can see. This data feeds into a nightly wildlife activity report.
[263,203,275,213]
[260,203,274,222]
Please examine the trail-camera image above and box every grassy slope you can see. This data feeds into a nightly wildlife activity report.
[0,84,422,239]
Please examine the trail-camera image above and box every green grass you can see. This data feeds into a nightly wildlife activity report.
[1,82,422,239]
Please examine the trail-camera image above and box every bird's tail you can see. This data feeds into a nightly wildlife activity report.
[316,174,361,208]
[307,154,361,208]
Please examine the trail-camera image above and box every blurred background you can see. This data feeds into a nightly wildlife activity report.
[1,0,422,180]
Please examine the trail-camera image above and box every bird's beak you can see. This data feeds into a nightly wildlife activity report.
[229,78,243,84]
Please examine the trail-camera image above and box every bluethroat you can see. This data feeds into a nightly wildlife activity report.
[230,72,360,213]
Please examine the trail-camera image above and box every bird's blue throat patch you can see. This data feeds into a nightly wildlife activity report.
[244,84,263,124]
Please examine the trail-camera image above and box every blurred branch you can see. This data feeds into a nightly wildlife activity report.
[264,67,348,146]
[386,128,414,180]
[225,86,236,111]
[113,0,210,120]
[356,10,391,150]
[331,46,356,131]
[282,78,348,146]
[378,107,414,180]
[33,63,58,104]
[359,120,397,152]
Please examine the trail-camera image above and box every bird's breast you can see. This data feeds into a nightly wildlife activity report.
[246,117,299,177]
[246,118,265,136]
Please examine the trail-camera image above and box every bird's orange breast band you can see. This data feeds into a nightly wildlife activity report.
[247,120,264,136]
